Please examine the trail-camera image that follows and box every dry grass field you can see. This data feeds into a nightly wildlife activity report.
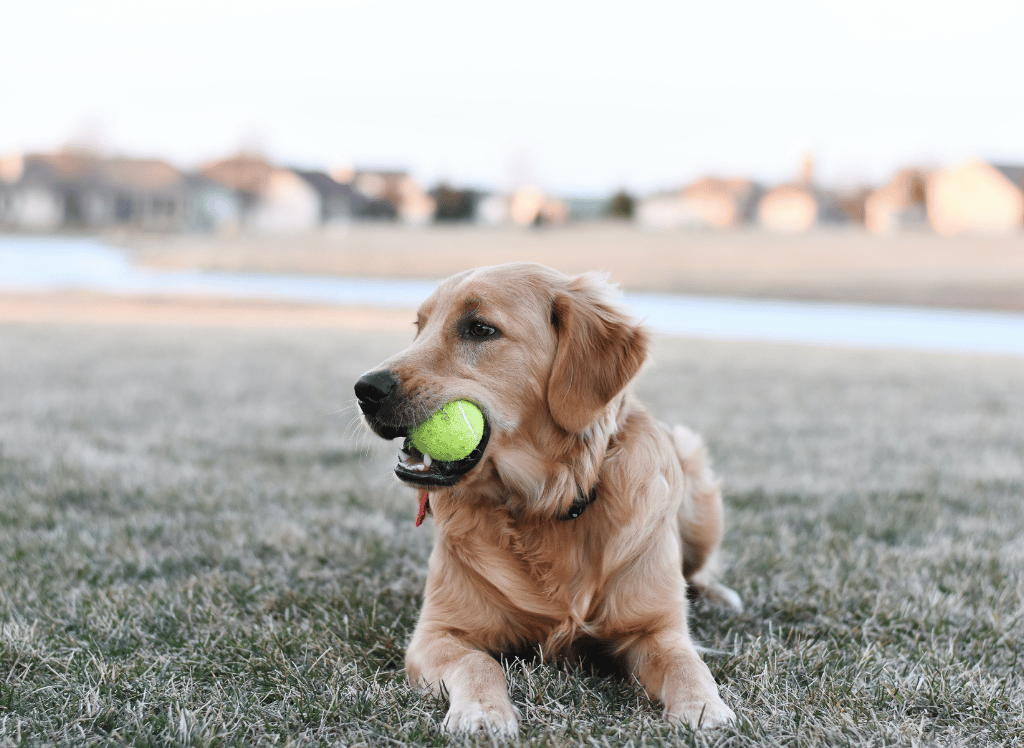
[125,224,1024,311]
[1,317,1022,747]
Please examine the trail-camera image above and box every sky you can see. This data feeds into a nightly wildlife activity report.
[2,0,1023,195]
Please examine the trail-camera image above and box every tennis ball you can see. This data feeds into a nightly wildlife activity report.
[410,400,485,462]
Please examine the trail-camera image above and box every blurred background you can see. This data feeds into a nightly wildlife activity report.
[2,0,1024,346]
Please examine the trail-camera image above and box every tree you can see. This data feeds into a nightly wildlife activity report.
[431,183,477,222]
[606,190,634,220]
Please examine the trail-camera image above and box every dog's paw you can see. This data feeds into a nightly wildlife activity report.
[666,698,736,730]
[688,580,744,612]
[444,698,519,736]
[702,582,744,612]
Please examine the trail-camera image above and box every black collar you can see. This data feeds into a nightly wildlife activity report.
[559,484,598,521]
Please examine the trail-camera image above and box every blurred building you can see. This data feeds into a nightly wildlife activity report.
[294,169,359,226]
[430,183,481,222]
[537,197,569,225]
[636,177,762,229]
[503,186,567,226]
[757,184,817,232]
[0,150,192,232]
[509,186,545,225]
[350,170,435,226]
[836,187,871,227]
[0,152,66,230]
[97,157,187,230]
[248,170,321,232]
[636,191,688,229]
[182,174,242,234]
[564,195,613,222]
[0,149,452,234]
[200,153,321,233]
[864,169,929,235]
[757,183,846,233]
[927,160,1024,236]
[757,153,848,233]
[474,193,510,225]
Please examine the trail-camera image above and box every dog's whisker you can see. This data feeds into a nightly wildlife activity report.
[325,403,361,417]
[343,418,366,444]
[328,396,365,416]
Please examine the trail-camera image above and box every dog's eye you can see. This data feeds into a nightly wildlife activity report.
[467,321,497,338]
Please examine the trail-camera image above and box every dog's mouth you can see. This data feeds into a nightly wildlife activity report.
[393,419,491,487]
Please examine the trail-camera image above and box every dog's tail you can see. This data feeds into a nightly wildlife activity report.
[666,423,743,613]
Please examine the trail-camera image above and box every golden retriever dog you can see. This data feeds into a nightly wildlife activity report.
[355,263,740,735]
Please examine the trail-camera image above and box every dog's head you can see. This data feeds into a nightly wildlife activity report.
[354,263,648,491]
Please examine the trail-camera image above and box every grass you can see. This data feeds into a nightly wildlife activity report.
[1,322,1022,747]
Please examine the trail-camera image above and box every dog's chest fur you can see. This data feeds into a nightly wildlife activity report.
[430,501,604,653]
[429,476,678,656]
[422,399,686,657]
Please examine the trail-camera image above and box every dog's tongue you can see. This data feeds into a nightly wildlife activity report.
[415,491,430,527]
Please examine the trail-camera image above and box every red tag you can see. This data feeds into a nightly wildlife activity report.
[415,491,430,527]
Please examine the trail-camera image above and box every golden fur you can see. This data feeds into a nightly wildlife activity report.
[359,263,739,734]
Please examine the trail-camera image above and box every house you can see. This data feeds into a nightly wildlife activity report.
[927,160,1024,236]
[200,153,321,233]
[636,177,762,230]
[757,184,846,233]
[757,184,818,232]
[0,150,94,230]
[864,169,929,234]
[474,193,510,226]
[837,187,872,227]
[199,152,274,211]
[294,169,359,226]
[430,184,481,222]
[349,170,435,226]
[636,191,692,229]
[680,177,762,227]
[756,153,850,233]
[562,196,609,222]
[0,154,26,225]
[182,174,242,234]
[506,186,567,226]
[349,171,397,219]
[509,186,544,225]
[0,155,62,230]
[0,153,23,184]
[537,196,569,225]
[247,170,321,233]
[0,150,189,232]
[95,156,187,231]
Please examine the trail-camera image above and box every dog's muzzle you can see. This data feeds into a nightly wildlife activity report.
[354,370,407,440]
[354,369,490,487]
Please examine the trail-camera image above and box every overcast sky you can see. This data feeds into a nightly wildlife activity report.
[3,0,1023,194]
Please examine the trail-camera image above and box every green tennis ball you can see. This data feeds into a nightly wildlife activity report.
[410,400,485,462]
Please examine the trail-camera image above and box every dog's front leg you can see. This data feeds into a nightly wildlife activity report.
[406,628,519,736]
[624,630,735,730]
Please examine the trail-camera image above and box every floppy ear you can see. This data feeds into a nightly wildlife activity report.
[547,273,649,434]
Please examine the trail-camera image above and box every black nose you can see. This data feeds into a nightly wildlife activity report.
[355,370,399,406]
